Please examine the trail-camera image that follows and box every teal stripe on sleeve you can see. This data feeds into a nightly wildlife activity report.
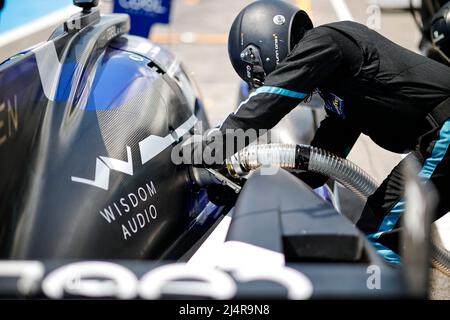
[234,86,308,114]
[255,86,308,99]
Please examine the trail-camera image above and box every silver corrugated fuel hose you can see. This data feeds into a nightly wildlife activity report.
[431,226,450,276]
[432,243,450,276]
[307,146,378,198]
[226,143,378,199]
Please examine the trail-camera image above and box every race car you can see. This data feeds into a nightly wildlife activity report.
[0,0,443,299]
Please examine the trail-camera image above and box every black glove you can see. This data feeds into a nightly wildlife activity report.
[207,184,240,207]
[179,134,226,170]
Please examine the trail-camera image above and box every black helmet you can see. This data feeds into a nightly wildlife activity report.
[228,0,313,87]
[430,1,450,64]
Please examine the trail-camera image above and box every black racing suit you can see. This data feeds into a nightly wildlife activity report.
[218,21,450,264]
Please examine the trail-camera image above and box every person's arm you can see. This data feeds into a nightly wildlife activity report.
[218,27,344,160]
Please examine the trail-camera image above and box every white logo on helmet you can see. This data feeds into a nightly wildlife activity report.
[433,30,445,43]
[273,15,286,26]
[246,65,252,79]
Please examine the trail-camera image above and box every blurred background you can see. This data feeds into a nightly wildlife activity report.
[0,0,449,298]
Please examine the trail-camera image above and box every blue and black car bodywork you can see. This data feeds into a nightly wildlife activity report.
[0,5,223,260]
[0,1,438,299]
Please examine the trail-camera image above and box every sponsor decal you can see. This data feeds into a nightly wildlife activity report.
[322,92,346,119]
[246,65,252,79]
[99,181,158,240]
[0,94,19,146]
[433,30,445,43]
[273,33,280,65]
[71,115,197,190]
[105,25,119,42]
[128,53,145,62]
[97,24,130,48]
[118,0,167,13]
[0,260,314,300]
[273,15,286,26]
[69,115,197,238]
[71,146,134,190]
[113,0,172,37]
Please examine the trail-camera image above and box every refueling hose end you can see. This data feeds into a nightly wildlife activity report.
[295,144,311,170]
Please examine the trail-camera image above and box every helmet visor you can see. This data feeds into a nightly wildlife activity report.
[240,45,266,87]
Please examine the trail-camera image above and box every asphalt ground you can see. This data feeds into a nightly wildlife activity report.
[0,0,449,299]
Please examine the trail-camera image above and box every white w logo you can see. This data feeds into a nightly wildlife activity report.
[71,146,133,190]
[71,115,197,190]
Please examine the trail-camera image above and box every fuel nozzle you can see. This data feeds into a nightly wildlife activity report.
[225,143,300,178]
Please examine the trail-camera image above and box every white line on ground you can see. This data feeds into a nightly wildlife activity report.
[329,0,354,21]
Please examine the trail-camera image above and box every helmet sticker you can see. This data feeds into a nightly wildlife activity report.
[246,65,252,79]
[433,30,445,43]
[273,34,280,65]
[273,15,286,26]
[240,45,266,85]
